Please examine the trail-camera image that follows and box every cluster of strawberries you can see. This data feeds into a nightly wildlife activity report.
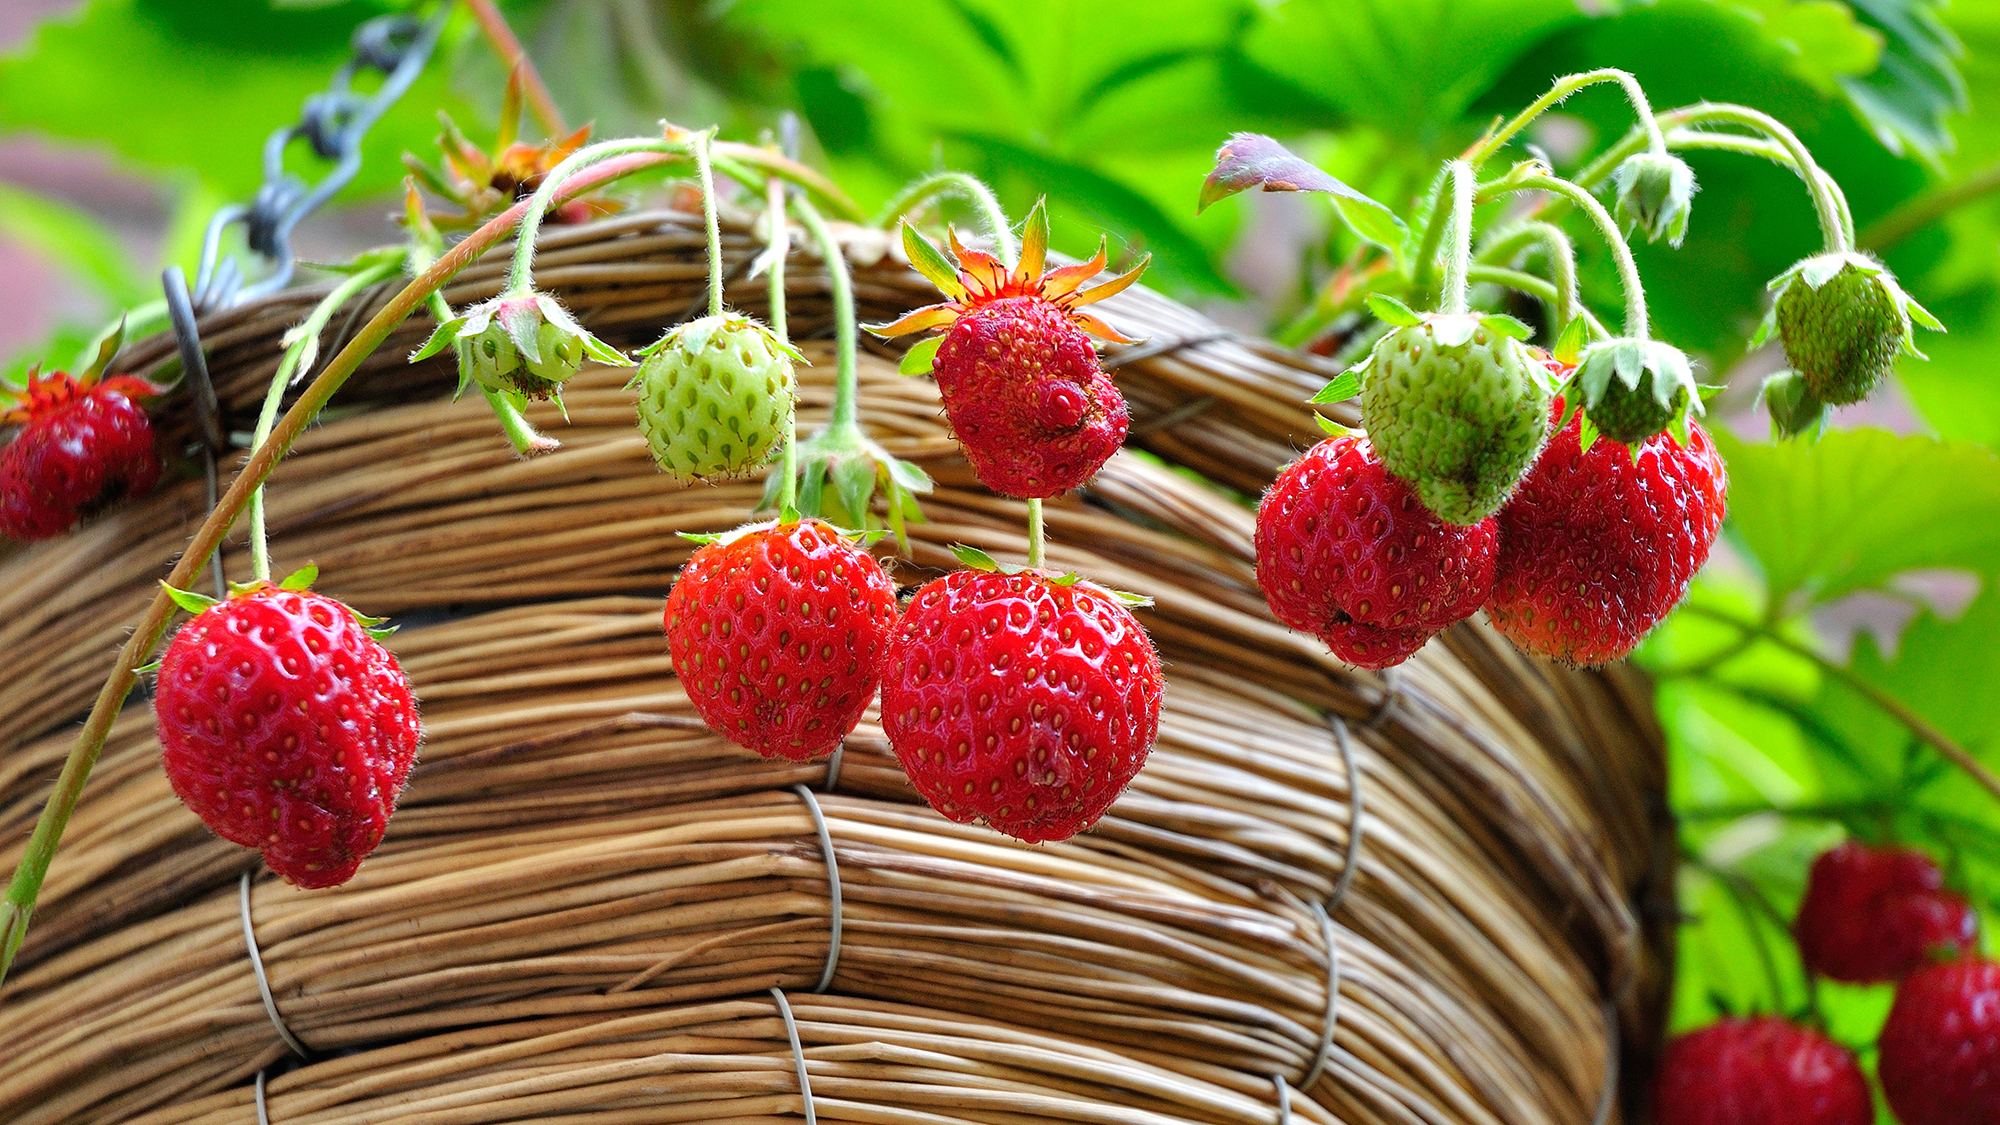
[1652,841,1998,1125]
[0,330,162,542]
[668,207,1165,843]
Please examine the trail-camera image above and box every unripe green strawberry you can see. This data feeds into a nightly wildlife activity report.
[1571,337,1703,446]
[1357,310,1550,526]
[412,289,631,404]
[1765,252,1941,408]
[633,313,801,482]
[1612,152,1697,247]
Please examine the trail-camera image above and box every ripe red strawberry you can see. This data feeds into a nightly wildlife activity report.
[1255,433,1496,669]
[1,363,160,541]
[665,518,899,760]
[1878,958,2000,1125]
[1485,396,1726,664]
[1651,1017,1872,1125]
[882,567,1162,842]
[870,200,1148,499]
[1794,841,1977,983]
[156,578,419,889]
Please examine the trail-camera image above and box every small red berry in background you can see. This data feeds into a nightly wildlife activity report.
[0,365,161,541]
[156,580,419,889]
[1793,841,1977,983]
[1483,396,1726,665]
[1651,1016,1872,1125]
[664,519,899,761]
[1255,432,1496,669]
[1878,957,2000,1125]
[882,568,1162,842]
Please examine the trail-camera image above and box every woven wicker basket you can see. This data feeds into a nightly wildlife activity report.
[0,210,1672,1125]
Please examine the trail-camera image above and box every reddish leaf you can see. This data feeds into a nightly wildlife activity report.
[1200,132,1385,214]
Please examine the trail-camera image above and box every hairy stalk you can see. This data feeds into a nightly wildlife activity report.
[250,258,403,582]
[709,144,863,221]
[793,198,861,436]
[1466,68,1668,169]
[766,173,797,513]
[875,171,1017,266]
[694,131,725,317]
[1479,221,1582,336]
[1490,174,1648,339]
[1465,265,1608,339]
[1684,604,2000,805]
[459,0,566,138]
[0,150,678,983]
[1026,499,1046,569]
[508,137,684,292]
[1440,161,1477,315]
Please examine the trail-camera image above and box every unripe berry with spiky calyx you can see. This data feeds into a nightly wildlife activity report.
[411,289,631,404]
[1256,433,1497,669]
[869,199,1149,499]
[1570,337,1704,446]
[1764,251,1941,409]
[1612,152,1697,247]
[1357,311,1550,526]
[633,314,800,482]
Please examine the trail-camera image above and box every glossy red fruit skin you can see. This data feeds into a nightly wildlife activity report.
[882,569,1162,842]
[1485,400,1726,665]
[932,296,1128,499]
[0,382,160,540]
[1880,958,2000,1125]
[1255,434,1497,669]
[1794,841,1977,983]
[1651,1017,1872,1125]
[665,520,899,761]
[156,586,419,889]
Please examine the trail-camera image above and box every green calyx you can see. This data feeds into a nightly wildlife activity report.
[949,544,1153,606]
[1352,306,1550,526]
[411,290,631,408]
[1570,337,1703,447]
[154,565,395,644]
[1756,252,1942,418]
[633,313,802,483]
[763,419,933,553]
[1611,152,1697,248]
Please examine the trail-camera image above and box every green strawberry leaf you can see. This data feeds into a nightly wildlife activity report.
[160,582,218,616]
[1048,572,1082,587]
[133,658,162,675]
[678,531,727,545]
[1553,316,1587,365]
[779,504,803,526]
[1478,313,1533,341]
[951,544,1001,572]
[1363,293,1422,328]
[899,335,944,376]
[278,564,318,591]
[901,220,968,298]
[1107,587,1155,607]
[1309,371,1362,404]
[1314,413,1360,437]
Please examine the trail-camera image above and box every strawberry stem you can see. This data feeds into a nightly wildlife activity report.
[793,196,861,435]
[766,170,798,514]
[249,256,405,582]
[1491,173,1649,339]
[1679,105,1849,253]
[506,136,688,294]
[1026,499,1045,569]
[875,172,1017,268]
[694,129,726,319]
[1480,220,1585,339]
[1465,68,1667,170]
[0,150,680,985]
[459,0,567,139]
[1440,161,1476,315]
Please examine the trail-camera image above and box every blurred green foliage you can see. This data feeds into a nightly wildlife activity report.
[3,1,1999,1112]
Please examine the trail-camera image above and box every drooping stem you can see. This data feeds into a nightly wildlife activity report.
[1439,161,1476,315]
[249,258,402,582]
[766,173,797,513]
[694,130,725,318]
[793,196,861,435]
[1689,105,1848,254]
[1465,265,1608,339]
[1492,174,1649,339]
[874,171,1016,268]
[1684,604,2000,805]
[1026,499,1046,569]
[507,137,685,293]
[0,149,679,983]
[459,0,567,138]
[1480,221,1580,336]
[1466,68,1667,169]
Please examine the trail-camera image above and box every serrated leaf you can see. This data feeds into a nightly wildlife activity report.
[278,564,318,591]
[951,544,1000,572]
[1309,371,1362,404]
[1200,132,1396,218]
[1363,293,1421,327]
[161,582,218,616]
[899,335,944,375]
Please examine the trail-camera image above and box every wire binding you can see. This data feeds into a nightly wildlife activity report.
[1327,714,1366,916]
[792,783,843,993]
[768,987,817,1125]
[1300,898,1341,1091]
[239,871,311,1061]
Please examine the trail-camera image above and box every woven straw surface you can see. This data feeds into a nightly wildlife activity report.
[0,211,1672,1125]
